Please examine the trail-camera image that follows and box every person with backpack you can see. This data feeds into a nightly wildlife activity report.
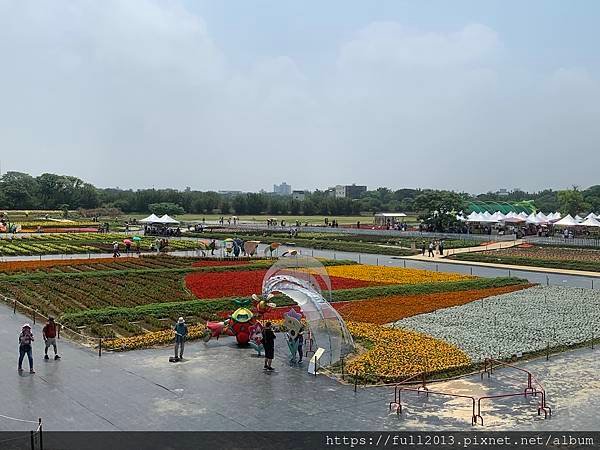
[174,317,188,361]
[43,317,61,360]
[262,322,276,371]
[18,324,35,374]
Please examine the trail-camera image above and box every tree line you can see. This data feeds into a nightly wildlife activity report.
[1,171,599,218]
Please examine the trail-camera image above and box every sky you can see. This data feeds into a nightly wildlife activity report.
[0,0,599,194]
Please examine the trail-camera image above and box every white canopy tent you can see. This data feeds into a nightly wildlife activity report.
[580,216,600,227]
[157,214,180,224]
[518,212,529,220]
[584,212,598,220]
[574,215,583,222]
[139,214,161,224]
[526,214,541,225]
[554,214,579,227]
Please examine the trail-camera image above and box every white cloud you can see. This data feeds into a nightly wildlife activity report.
[0,1,597,192]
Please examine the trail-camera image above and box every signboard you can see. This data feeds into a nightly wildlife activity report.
[308,348,325,375]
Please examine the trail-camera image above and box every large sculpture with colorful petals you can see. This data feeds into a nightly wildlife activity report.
[203,294,275,352]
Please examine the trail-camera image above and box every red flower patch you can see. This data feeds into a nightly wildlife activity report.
[185,269,379,300]
[192,260,253,267]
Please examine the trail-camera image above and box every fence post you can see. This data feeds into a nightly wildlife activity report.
[13,300,16,314]
[508,269,511,277]
[99,339,102,357]
[403,260,406,268]
[39,418,43,450]
[546,342,549,361]
[33,310,36,325]
[436,264,439,272]
[546,276,549,286]
[30,430,34,450]
[358,254,361,264]
[470,267,473,276]
[592,279,595,289]
[341,357,345,381]
[376,257,379,266]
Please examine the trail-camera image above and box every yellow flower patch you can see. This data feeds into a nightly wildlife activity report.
[327,265,473,285]
[346,322,471,380]
[103,324,206,351]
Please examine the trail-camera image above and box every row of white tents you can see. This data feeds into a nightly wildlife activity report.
[459,211,600,227]
[139,214,180,225]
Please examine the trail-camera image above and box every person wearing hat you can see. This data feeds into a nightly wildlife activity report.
[18,324,35,374]
[43,316,61,360]
[174,317,188,360]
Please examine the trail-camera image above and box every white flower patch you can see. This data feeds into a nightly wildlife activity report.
[393,286,600,361]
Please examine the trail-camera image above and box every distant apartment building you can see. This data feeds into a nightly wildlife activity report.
[334,184,367,199]
[273,182,292,196]
[497,188,509,197]
[292,190,307,201]
[218,190,243,195]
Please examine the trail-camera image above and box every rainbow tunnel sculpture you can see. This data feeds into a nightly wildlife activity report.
[261,255,355,366]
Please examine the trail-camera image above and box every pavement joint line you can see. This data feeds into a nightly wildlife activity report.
[120,368,181,396]
[33,372,122,431]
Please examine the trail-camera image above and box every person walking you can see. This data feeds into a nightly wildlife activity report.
[209,239,216,256]
[112,242,120,258]
[43,317,61,360]
[421,242,426,256]
[262,322,276,371]
[295,327,304,364]
[174,317,188,360]
[18,324,35,374]
[428,241,434,257]
[439,240,445,256]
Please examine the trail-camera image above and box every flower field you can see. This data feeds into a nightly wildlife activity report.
[0,255,196,274]
[452,246,600,272]
[394,286,600,361]
[184,269,379,299]
[0,233,206,256]
[326,265,473,285]
[333,284,532,324]
[103,323,206,351]
[345,322,471,381]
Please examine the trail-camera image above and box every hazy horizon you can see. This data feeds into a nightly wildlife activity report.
[1,1,598,193]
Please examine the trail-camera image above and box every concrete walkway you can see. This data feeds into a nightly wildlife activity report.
[407,239,523,260]
[1,301,599,432]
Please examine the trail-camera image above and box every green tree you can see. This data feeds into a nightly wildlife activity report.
[148,202,185,216]
[557,187,588,216]
[0,172,39,209]
[414,190,467,231]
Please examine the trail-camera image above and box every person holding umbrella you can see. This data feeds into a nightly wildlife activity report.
[133,236,142,253]
[123,239,132,254]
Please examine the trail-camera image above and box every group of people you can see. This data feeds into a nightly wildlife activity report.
[170,318,299,373]
[17,317,61,374]
[421,240,445,257]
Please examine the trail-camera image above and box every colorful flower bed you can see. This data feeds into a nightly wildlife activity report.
[0,255,195,274]
[395,286,600,361]
[0,233,206,256]
[184,269,380,299]
[326,265,473,285]
[191,259,259,267]
[452,246,600,272]
[103,324,206,351]
[333,284,532,325]
[345,322,471,381]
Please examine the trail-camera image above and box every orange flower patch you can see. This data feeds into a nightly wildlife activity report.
[0,258,118,272]
[334,284,533,325]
